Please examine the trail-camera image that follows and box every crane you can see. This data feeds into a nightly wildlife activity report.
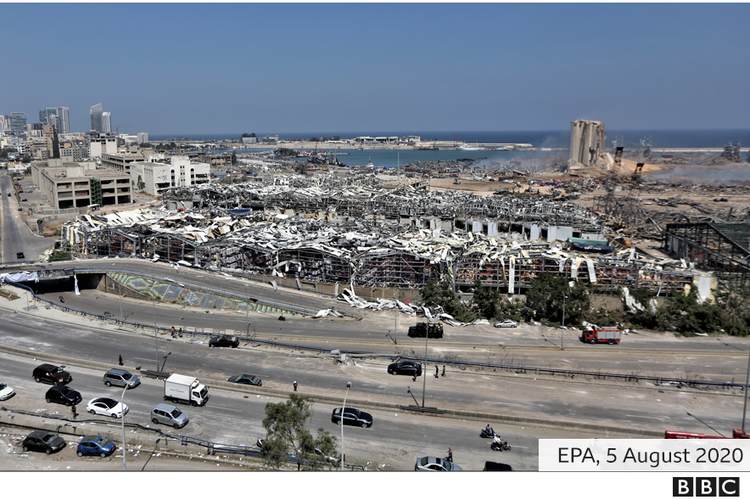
[114,125,132,135]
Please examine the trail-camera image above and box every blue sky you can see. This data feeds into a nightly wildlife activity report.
[2,3,748,135]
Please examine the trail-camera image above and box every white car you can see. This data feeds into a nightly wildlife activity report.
[493,319,518,328]
[86,397,129,418]
[0,383,15,401]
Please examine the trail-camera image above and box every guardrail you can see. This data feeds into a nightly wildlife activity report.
[394,354,750,392]
[1,405,359,469]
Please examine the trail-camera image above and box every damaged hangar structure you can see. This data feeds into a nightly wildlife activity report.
[60,176,696,294]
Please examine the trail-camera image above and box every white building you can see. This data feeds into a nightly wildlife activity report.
[130,155,210,196]
[137,132,149,144]
[89,134,118,158]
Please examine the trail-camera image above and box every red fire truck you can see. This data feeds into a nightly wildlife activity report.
[665,428,749,439]
[580,325,621,345]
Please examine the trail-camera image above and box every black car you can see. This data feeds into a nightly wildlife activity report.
[33,363,72,385]
[209,335,239,348]
[45,385,82,406]
[331,407,373,428]
[387,361,422,377]
[16,252,24,260]
[22,431,66,455]
[227,374,262,386]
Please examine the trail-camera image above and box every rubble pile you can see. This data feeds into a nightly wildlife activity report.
[60,176,698,294]
[592,191,750,240]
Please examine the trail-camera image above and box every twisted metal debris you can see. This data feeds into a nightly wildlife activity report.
[60,175,697,293]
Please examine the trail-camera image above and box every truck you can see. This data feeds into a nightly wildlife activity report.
[408,322,443,339]
[164,374,209,407]
[580,325,621,345]
[665,428,749,439]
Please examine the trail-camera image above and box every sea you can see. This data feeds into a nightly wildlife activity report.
[149,129,750,168]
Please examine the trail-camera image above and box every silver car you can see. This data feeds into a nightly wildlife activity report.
[151,403,189,429]
[103,368,140,389]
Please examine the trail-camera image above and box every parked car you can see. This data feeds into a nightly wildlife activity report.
[86,397,128,418]
[16,252,24,260]
[151,403,189,429]
[76,435,116,457]
[331,407,373,428]
[45,385,82,406]
[103,368,140,389]
[0,382,15,401]
[22,431,66,455]
[32,363,72,385]
[493,320,518,328]
[483,461,514,471]
[387,361,422,377]
[227,374,262,386]
[415,456,463,471]
[209,335,239,348]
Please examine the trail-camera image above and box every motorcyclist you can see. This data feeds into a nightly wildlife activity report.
[493,434,504,447]
[59,295,65,303]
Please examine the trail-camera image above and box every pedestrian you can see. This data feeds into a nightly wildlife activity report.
[171,326,176,338]
[442,365,446,377]
[435,365,439,378]
[71,405,77,419]
[447,447,453,462]
[118,354,123,366]
[178,327,183,338]
[293,381,298,392]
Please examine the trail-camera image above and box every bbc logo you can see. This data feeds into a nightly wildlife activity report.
[673,477,739,497]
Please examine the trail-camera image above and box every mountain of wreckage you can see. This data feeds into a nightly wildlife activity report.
[59,175,703,297]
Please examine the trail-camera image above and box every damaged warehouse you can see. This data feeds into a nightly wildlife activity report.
[58,176,704,295]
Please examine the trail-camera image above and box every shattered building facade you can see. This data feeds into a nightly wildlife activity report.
[59,176,700,295]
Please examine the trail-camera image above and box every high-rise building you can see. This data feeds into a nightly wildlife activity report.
[42,124,60,159]
[39,107,58,124]
[9,112,27,134]
[0,115,10,132]
[39,107,70,134]
[137,132,149,144]
[90,103,104,132]
[56,107,70,134]
[102,111,111,134]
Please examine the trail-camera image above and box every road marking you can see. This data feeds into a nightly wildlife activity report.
[209,405,243,412]
[624,415,663,420]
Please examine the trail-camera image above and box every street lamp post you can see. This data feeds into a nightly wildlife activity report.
[340,381,351,471]
[120,384,127,471]
[561,294,567,351]
[119,283,123,321]
[152,298,159,372]
[742,344,750,432]
[421,327,429,408]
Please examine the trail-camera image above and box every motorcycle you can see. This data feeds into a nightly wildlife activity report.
[480,428,495,438]
[59,296,65,303]
[278,315,286,321]
[490,440,511,452]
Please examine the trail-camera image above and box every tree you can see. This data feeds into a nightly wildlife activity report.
[525,273,589,325]
[261,394,338,470]
[472,278,502,319]
[419,279,474,322]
